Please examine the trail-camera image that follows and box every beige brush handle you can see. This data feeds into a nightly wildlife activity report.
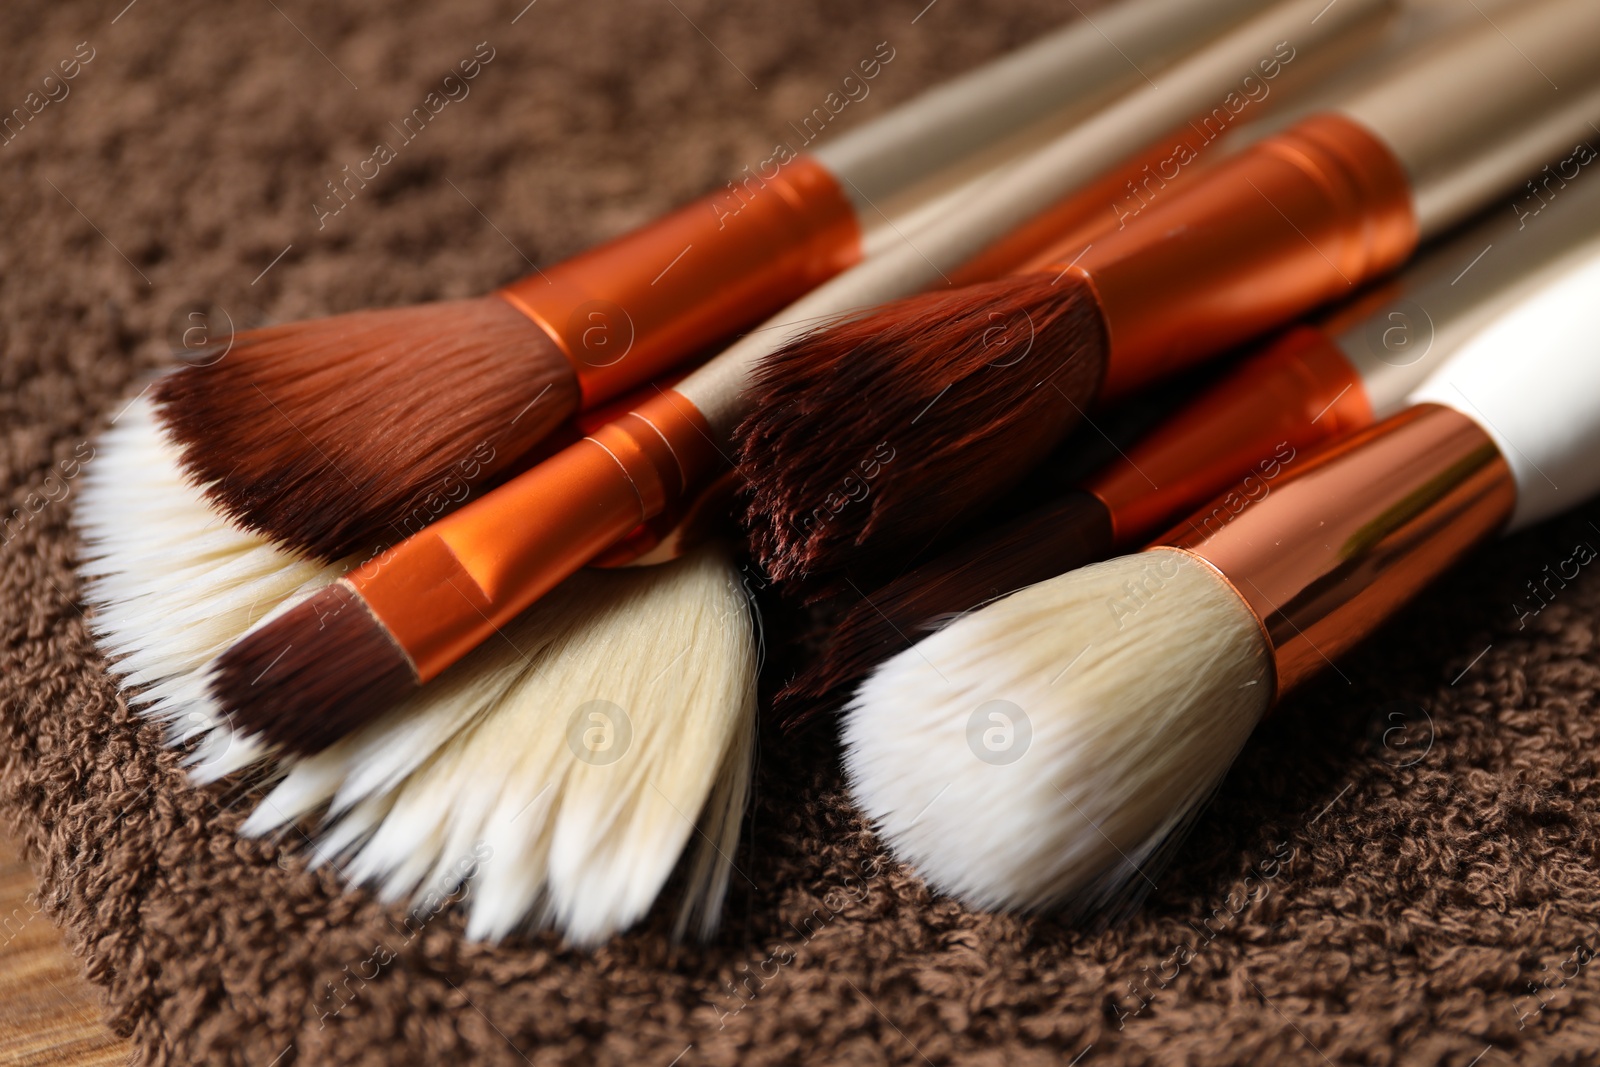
[1340,0,1600,236]
[679,0,1397,431]
[812,0,1282,210]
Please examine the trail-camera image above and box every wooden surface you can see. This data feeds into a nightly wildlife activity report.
[0,834,128,1067]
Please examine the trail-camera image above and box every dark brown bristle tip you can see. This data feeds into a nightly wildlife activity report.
[776,490,1115,729]
[209,583,417,754]
[153,296,581,561]
[734,273,1109,590]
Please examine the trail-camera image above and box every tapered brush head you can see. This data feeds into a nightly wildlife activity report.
[153,296,580,560]
[735,272,1107,592]
[842,548,1272,914]
[777,490,1115,728]
[209,581,416,752]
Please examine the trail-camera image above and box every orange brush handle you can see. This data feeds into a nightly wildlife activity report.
[500,157,861,409]
[1053,113,1418,399]
[1085,326,1372,545]
[348,389,720,682]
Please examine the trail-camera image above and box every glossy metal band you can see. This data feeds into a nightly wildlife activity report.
[1157,403,1515,698]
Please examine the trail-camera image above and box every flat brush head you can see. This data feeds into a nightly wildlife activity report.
[243,545,758,945]
[736,272,1107,592]
[209,582,416,752]
[777,489,1114,728]
[154,296,579,561]
[842,548,1272,914]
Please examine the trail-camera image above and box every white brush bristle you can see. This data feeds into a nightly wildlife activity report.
[842,548,1272,914]
[248,547,758,946]
[76,394,345,778]
[78,394,757,943]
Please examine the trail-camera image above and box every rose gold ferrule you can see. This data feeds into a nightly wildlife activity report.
[348,389,720,682]
[498,156,861,409]
[1155,403,1515,700]
[1085,326,1372,546]
[1046,113,1419,401]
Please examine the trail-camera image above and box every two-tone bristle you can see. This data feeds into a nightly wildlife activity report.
[776,490,1115,727]
[735,272,1108,594]
[208,581,417,752]
[153,296,579,561]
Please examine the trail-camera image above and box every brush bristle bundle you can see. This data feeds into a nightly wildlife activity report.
[76,395,348,776]
[77,400,755,941]
[777,490,1114,727]
[735,273,1107,591]
[210,582,417,752]
[243,546,758,945]
[153,296,579,560]
[842,548,1272,914]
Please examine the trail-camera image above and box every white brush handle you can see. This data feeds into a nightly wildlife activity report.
[1339,0,1600,236]
[679,0,1394,430]
[1338,161,1600,416]
[812,0,1281,210]
[1409,246,1600,531]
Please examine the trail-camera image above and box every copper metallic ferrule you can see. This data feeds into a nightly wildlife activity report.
[1048,113,1419,400]
[499,156,861,409]
[348,389,721,682]
[1084,325,1371,546]
[1156,403,1515,700]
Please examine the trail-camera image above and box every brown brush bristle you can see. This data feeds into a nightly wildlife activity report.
[776,490,1115,728]
[209,582,417,753]
[154,296,580,561]
[735,272,1108,591]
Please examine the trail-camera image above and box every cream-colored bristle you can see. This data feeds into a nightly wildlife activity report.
[76,394,346,777]
[249,548,758,946]
[842,547,1272,914]
[78,395,758,943]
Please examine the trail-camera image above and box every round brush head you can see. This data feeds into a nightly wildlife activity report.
[842,548,1272,914]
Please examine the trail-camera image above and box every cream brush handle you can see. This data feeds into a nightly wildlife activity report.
[813,0,1283,209]
[678,0,1397,432]
[1334,153,1600,414]
[1408,244,1600,531]
[1340,0,1600,236]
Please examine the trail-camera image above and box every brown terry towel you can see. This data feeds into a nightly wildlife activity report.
[5,0,1600,1063]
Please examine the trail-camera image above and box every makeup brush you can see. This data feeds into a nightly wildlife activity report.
[78,399,759,943]
[779,160,1600,723]
[207,0,1392,755]
[736,0,1600,588]
[240,544,756,945]
[842,244,1600,914]
[152,0,1284,563]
